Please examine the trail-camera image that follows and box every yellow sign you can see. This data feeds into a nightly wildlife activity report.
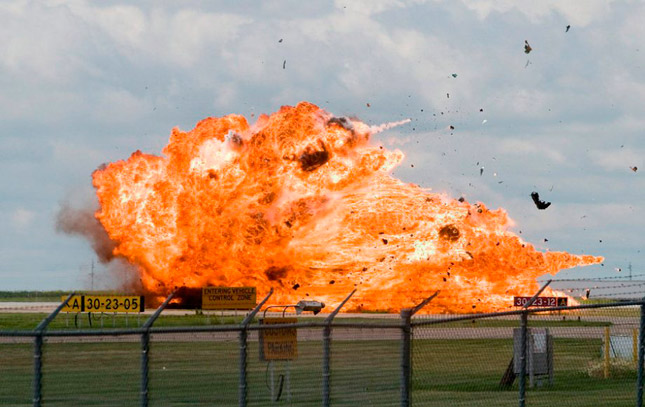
[202,287,256,310]
[61,295,84,313]
[259,318,298,361]
[61,295,145,313]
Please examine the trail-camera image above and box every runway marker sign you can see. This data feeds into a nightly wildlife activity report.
[61,295,145,313]
[513,296,567,307]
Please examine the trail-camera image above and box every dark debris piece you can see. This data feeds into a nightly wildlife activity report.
[292,283,300,290]
[265,266,290,281]
[566,25,570,32]
[283,60,286,69]
[439,224,460,241]
[329,280,335,285]
[299,142,330,172]
[530,191,551,210]
[524,40,532,54]
[630,166,638,172]
[382,238,388,245]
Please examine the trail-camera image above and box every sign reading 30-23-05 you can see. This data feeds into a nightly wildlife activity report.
[61,295,145,313]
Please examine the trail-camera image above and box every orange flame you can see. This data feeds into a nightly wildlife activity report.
[92,102,602,313]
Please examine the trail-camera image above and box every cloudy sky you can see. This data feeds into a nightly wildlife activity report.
[1,0,644,292]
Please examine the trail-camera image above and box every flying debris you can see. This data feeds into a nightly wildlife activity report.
[283,60,286,69]
[480,167,484,176]
[630,166,638,172]
[530,192,551,210]
[524,40,532,54]
[566,25,570,32]
[451,73,458,78]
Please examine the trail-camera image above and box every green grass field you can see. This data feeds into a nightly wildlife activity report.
[0,311,618,332]
[0,295,640,406]
[0,335,637,406]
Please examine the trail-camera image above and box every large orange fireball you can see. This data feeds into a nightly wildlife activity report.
[92,102,601,313]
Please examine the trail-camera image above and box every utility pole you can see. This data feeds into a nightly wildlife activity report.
[90,259,95,291]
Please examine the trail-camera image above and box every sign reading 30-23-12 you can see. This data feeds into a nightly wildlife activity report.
[61,295,145,313]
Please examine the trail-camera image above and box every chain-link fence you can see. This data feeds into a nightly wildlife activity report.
[412,302,644,407]
[1,299,645,406]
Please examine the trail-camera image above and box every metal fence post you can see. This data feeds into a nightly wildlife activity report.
[33,334,43,407]
[141,292,175,407]
[33,293,74,407]
[239,289,273,407]
[400,309,412,407]
[637,299,645,407]
[518,311,528,407]
[400,291,439,407]
[141,331,151,407]
[322,290,356,407]
[515,279,551,406]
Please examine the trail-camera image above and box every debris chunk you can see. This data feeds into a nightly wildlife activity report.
[299,141,330,171]
[292,283,300,290]
[630,166,638,172]
[451,73,458,78]
[279,38,283,43]
[283,60,286,69]
[265,266,290,281]
[566,25,570,32]
[439,224,460,241]
[530,192,551,210]
[524,40,532,54]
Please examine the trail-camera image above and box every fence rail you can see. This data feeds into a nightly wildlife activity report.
[1,299,644,406]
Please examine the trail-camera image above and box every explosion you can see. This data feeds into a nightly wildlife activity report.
[91,102,601,313]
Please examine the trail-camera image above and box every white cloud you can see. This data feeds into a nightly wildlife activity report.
[588,148,642,172]
[91,89,149,124]
[497,139,566,163]
[334,0,405,15]
[12,208,35,231]
[453,0,616,26]
[82,5,253,68]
